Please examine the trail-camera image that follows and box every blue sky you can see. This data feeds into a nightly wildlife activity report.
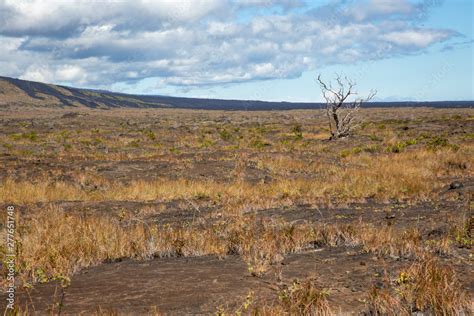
[0,0,472,102]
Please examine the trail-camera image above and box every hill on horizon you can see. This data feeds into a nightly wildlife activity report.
[0,76,472,110]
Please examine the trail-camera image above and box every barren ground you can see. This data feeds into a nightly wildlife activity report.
[0,107,473,315]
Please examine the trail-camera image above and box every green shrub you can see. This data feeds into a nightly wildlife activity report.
[386,142,406,153]
[254,126,268,134]
[386,139,417,153]
[24,131,38,141]
[218,128,233,141]
[127,140,140,148]
[199,136,215,148]
[360,122,370,130]
[291,125,303,140]
[143,130,156,141]
[426,136,458,151]
[340,149,351,158]
[10,132,38,142]
[2,143,13,150]
[60,130,70,139]
[451,114,462,120]
[250,138,270,149]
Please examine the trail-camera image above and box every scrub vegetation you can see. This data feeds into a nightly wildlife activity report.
[0,107,472,314]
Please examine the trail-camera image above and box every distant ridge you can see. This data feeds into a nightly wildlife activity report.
[0,76,472,110]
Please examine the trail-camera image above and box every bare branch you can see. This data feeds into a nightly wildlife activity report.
[317,74,376,139]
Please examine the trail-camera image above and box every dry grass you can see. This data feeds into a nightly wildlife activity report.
[366,256,472,315]
[13,206,152,284]
[251,279,332,316]
[3,209,314,285]
[1,147,471,206]
[2,205,467,290]
[217,279,331,316]
[1,108,472,313]
[402,257,471,314]
[276,279,331,316]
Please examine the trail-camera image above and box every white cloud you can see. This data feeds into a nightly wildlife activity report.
[20,64,87,84]
[383,29,452,47]
[20,66,53,83]
[347,0,414,21]
[56,65,87,82]
[253,63,275,76]
[0,0,228,36]
[0,0,457,89]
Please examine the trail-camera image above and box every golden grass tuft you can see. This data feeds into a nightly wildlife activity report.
[366,256,472,315]
[3,204,466,289]
[220,279,332,316]
[2,147,471,205]
[401,257,471,314]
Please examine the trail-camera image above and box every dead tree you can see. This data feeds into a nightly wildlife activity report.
[317,74,376,139]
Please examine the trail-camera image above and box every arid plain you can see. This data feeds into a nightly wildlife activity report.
[0,106,473,315]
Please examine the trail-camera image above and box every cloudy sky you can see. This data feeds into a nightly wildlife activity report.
[0,0,472,101]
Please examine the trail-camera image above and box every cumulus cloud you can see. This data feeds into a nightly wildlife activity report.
[345,0,415,21]
[0,0,457,90]
[22,64,88,84]
[383,29,453,47]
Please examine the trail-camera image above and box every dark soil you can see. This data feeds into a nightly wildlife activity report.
[0,108,473,315]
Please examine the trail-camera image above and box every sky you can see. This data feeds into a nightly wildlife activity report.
[0,0,472,102]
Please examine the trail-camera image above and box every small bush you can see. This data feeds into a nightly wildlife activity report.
[360,121,370,130]
[250,138,270,149]
[451,114,462,120]
[2,143,13,150]
[143,130,156,141]
[426,136,459,151]
[127,140,140,148]
[198,136,215,148]
[385,139,417,153]
[10,132,38,142]
[291,124,303,140]
[217,128,233,142]
[386,141,406,153]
